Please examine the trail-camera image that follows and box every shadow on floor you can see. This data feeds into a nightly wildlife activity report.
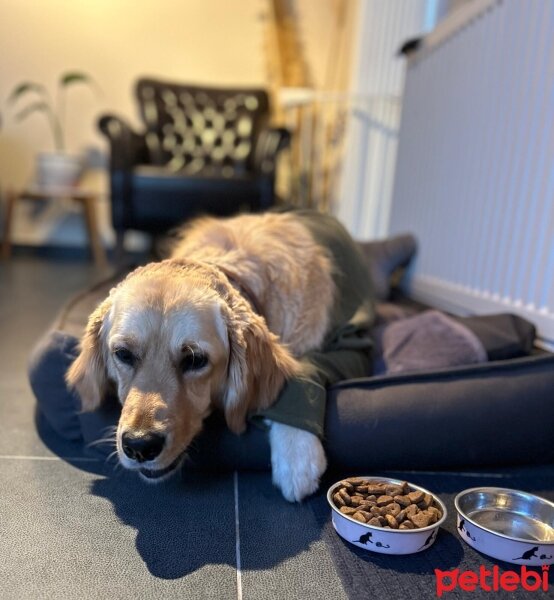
[37,406,326,580]
[88,468,325,580]
[90,470,237,579]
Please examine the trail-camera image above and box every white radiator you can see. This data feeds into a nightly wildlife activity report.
[389,0,554,347]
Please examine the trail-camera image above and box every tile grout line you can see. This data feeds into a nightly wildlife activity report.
[234,470,243,600]
[0,455,100,462]
[385,470,513,478]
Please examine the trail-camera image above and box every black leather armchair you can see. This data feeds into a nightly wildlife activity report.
[98,78,290,255]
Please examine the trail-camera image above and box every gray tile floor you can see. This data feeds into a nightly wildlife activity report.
[2,257,553,600]
[0,257,348,600]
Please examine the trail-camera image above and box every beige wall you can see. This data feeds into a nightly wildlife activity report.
[295,0,357,91]
[0,0,355,246]
[0,0,267,189]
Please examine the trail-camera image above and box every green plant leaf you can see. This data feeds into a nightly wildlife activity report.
[7,82,47,105]
[59,71,102,99]
[14,100,51,122]
[59,71,95,88]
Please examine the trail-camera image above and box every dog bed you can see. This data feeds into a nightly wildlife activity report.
[28,239,554,471]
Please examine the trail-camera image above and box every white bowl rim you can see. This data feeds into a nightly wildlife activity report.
[327,475,448,534]
[454,486,554,546]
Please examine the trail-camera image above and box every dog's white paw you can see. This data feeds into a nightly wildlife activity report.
[269,421,327,502]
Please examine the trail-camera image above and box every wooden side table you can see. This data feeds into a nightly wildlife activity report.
[1,185,107,266]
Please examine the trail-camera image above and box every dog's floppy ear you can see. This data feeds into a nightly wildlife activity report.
[65,297,112,412]
[222,302,299,434]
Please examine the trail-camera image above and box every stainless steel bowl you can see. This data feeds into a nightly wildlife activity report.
[455,487,554,565]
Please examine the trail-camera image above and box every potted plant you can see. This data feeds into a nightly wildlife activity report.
[5,71,99,188]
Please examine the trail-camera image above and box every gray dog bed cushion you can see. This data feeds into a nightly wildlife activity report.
[29,254,554,471]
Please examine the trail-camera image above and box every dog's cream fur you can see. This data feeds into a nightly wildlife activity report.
[67,212,335,501]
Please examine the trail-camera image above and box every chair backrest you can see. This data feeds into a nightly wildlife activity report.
[135,78,270,176]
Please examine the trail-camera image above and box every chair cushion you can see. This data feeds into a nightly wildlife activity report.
[133,165,259,187]
[125,166,265,232]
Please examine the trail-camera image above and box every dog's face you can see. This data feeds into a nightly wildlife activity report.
[107,269,230,480]
[66,261,298,481]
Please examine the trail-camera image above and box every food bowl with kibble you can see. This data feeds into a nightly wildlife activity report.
[455,487,554,565]
[327,476,447,555]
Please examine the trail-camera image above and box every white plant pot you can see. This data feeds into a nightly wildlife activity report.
[36,152,83,188]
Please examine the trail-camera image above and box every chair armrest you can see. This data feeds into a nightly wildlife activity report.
[253,127,292,176]
[97,114,149,171]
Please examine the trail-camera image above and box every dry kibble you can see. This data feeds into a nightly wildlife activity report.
[408,491,424,504]
[425,508,442,524]
[418,493,433,509]
[382,502,401,517]
[339,480,354,493]
[357,509,373,521]
[346,477,367,485]
[427,506,441,522]
[385,485,404,497]
[333,478,442,530]
[409,512,432,528]
[339,506,358,515]
[334,492,345,507]
[370,506,383,517]
[385,514,399,529]
[395,495,411,508]
[422,509,438,525]
[338,488,352,506]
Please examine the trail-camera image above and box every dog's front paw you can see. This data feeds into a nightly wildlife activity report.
[269,421,327,502]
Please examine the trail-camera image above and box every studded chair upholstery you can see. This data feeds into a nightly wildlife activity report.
[98,78,290,254]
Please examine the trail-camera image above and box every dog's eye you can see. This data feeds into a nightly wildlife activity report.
[114,348,136,367]
[181,350,208,373]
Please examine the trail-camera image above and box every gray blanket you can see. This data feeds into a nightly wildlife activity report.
[374,310,488,375]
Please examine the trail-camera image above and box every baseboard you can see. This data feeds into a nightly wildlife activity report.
[408,275,554,348]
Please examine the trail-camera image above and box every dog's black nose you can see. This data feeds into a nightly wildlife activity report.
[122,431,165,462]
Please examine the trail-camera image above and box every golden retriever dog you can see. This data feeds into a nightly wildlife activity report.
[67,211,340,501]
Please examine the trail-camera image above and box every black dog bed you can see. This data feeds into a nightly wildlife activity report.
[28,241,554,472]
